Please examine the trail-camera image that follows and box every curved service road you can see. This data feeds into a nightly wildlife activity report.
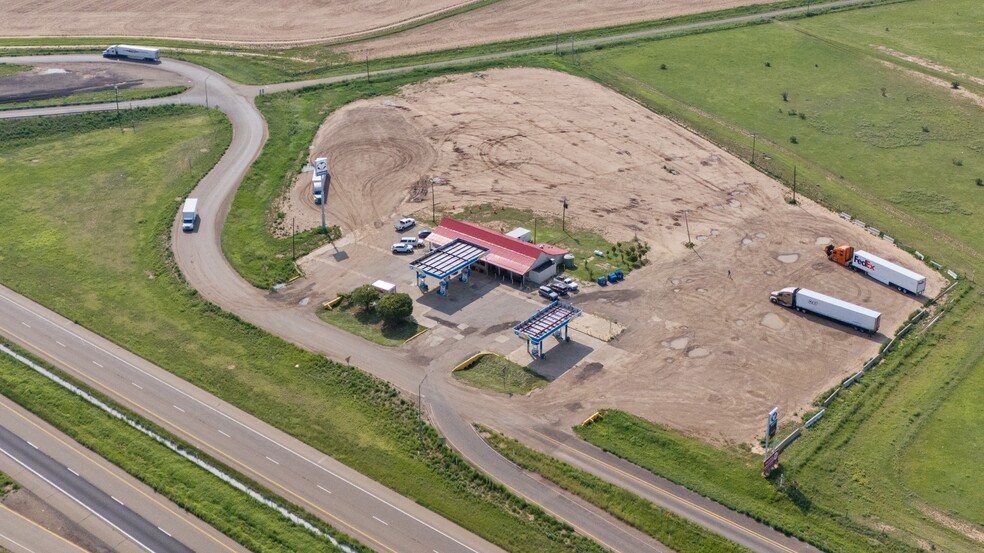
[0,4,867,548]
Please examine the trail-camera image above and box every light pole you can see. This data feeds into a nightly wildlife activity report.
[562,197,569,233]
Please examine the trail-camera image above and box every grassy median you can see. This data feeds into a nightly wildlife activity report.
[0,342,358,552]
[454,355,547,395]
[0,85,187,111]
[481,427,752,553]
[0,98,605,552]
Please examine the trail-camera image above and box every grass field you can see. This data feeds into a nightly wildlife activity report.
[0,85,186,111]
[317,302,424,347]
[481,427,752,553]
[0,104,605,553]
[560,4,984,550]
[0,0,850,85]
[0,342,358,552]
[454,355,546,395]
[0,63,29,77]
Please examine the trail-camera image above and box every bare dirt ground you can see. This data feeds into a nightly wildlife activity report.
[0,0,465,43]
[0,62,189,103]
[5,0,764,52]
[341,0,765,59]
[293,68,945,442]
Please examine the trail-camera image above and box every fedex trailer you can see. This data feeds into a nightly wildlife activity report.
[825,245,926,295]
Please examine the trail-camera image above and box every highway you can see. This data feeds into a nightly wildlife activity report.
[0,395,246,553]
[0,3,871,550]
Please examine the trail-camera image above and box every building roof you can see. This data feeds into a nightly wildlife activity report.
[410,238,489,279]
[514,301,582,343]
[428,218,567,275]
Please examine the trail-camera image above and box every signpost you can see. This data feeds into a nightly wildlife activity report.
[315,157,329,233]
[763,407,779,476]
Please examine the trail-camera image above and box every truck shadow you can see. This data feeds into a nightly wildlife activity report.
[782,309,886,342]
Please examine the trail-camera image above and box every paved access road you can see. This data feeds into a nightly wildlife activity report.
[0,3,870,549]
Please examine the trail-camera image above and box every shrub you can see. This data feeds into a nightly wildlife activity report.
[765,62,771,67]
[377,293,413,326]
[922,126,930,133]
[951,81,961,89]
[660,63,667,70]
[953,159,963,167]
[799,112,807,120]
[350,284,379,311]
[781,91,789,102]
[976,178,983,187]
[790,136,798,144]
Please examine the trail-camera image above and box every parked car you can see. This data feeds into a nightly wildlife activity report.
[553,276,578,291]
[538,286,559,301]
[391,243,414,254]
[395,217,416,231]
[417,228,433,239]
[548,282,570,296]
[400,237,423,248]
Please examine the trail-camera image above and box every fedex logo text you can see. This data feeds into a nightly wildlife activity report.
[853,255,875,271]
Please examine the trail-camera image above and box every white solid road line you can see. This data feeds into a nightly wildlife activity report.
[0,445,156,553]
[0,532,37,553]
[158,527,172,538]
[112,496,125,506]
[26,441,38,450]
[0,292,482,553]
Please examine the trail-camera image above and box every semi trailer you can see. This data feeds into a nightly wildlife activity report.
[102,45,160,62]
[770,287,881,333]
[825,244,926,295]
[181,198,198,231]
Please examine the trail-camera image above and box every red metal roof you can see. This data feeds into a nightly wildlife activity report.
[428,218,566,275]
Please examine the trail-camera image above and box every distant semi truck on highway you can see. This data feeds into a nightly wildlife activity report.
[102,45,160,62]
[181,198,198,232]
[770,286,881,333]
[825,244,926,295]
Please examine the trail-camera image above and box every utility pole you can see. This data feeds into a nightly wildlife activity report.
[365,53,370,83]
[204,75,210,109]
[792,166,798,204]
[562,197,568,232]
[417,372,429,445]
[431,178,436,224]
[292,217,296,260]
[555,34,559,54]
[684,210,692,245]
[533,217,537,243]
[751,133,757,165]
[114,85,122,134]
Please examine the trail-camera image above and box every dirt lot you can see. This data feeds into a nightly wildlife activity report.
[0,62,189,104]
[340,0,766,59]
[4,0,764,50]
[293,68,945,442]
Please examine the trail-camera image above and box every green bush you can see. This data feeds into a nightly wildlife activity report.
[377,293,413,326]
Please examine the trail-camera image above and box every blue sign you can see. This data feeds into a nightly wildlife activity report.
[767,407,779,438]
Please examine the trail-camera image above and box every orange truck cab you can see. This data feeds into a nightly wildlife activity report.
[824,244,854,266]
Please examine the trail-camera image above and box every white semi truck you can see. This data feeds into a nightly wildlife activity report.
[312,173,325,204]
[181,198,198,232]
[313,157,329,204]
[102,45,160,62]
[770,287,881,333]
[825,244,927,295]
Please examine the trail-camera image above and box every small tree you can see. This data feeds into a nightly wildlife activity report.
[782,91,789,102]
[350,285,380,312]
[378,293,413,326]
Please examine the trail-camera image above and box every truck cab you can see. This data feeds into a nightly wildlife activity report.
[769,287,797,307]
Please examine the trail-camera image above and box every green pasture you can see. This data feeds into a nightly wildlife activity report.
[0,105,604,553]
